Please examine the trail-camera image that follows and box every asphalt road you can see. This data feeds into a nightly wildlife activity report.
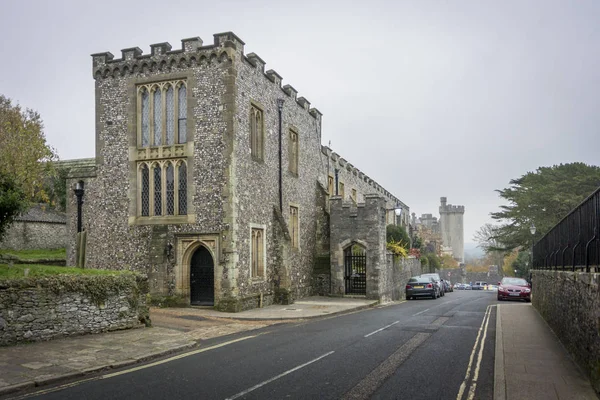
[23,290,498,400]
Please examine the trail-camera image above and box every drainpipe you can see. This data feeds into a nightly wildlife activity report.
[277,99,284,212]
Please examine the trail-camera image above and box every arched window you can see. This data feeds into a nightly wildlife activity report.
[251,228,264,277]
[166,85,175,145]
[166,162,175,215]
[153,88,162,146]
[178,84,187,143]
[250,105,263,160]
[178,162,187,215]
[141,89,150,147]
[153,164,162,216]
[141,164,149,216]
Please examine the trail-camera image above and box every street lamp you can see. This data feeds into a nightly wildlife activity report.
[73,181,85,233]
[529,222,536,269]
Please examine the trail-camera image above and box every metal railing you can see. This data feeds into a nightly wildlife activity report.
[532,186,600,272]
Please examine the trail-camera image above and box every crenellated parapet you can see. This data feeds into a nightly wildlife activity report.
[92,31,323,121]
[321,144,408,210]
[91,33,241,81]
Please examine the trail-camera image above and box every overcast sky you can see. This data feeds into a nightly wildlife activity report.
[2,0,599,244]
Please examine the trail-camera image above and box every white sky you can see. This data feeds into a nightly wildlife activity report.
[1,0,599,243]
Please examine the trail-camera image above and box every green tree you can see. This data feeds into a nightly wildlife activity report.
[0,95,58,203]
[0,172,27,241]
[491,163,600,250]
[386,224,410,251]
[411,234,423,250]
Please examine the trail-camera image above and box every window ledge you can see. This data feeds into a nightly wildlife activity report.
[129,214,196,225]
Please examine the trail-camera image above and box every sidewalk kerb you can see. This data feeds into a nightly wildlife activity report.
[494,304,506,400]
[0,381,36,397]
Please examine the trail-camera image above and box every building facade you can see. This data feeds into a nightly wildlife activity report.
[67,32,409,311]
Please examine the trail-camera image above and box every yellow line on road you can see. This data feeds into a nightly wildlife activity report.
[456,305,493,400]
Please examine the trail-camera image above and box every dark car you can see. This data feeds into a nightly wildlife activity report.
[406,276,439,300]
[419,273,445,296]
[497,277,531,302]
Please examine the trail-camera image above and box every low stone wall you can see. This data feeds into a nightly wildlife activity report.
[0,274,150,346]
[532,270,600,395]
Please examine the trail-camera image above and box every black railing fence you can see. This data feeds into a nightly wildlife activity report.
[533,186,600,272]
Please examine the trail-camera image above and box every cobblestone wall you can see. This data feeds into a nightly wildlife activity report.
[532,270,600,394]
[385,255,422,302]
[0,221,67,251]
[0,274,150,346]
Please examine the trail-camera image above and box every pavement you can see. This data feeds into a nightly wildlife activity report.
[494,303,598,400]
[0,296,598,399]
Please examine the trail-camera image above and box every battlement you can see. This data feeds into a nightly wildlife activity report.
[321,145,407,211]
[92,31,322,121]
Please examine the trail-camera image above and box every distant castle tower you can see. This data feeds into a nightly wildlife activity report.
[439,197,465,263]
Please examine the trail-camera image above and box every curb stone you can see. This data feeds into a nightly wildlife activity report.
[0,342,198,398]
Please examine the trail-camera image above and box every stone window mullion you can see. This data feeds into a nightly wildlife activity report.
[174,161,180,216]
[149,162,155,216]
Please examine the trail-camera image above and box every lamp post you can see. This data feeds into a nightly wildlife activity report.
[73,181,85,233]
[529,222,536,268]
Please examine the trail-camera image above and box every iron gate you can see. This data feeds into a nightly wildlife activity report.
[344,245,366,295]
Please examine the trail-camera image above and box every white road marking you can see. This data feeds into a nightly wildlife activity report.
[102,335,257,379]
[225,351,335,400]
[412,308,430,316]
[364,321,400,337]
[456,305,493,400]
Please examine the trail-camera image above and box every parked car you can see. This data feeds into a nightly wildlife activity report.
[406,276,439,300]
[464,284,472,290]
[446,280,454,292]
[420,273,445,296]
[472,281,488,290]
[497,277,531,302]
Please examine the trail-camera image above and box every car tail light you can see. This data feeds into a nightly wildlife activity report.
[405,285,411,289]
[427,283,433,288]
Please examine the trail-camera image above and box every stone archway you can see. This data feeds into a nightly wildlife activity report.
[175,235,220,304]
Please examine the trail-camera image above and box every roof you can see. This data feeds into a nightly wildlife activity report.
[15,204,66,224]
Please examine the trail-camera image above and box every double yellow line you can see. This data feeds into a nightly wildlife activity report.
[456,304,494,400]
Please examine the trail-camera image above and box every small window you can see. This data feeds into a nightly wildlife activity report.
[289,129,299,175]
[250,104,264,160]
[351,189,357,204]
[328,175,334,195]
[251,228,265,277]
[339,182,345,199]
[290,206,299,248]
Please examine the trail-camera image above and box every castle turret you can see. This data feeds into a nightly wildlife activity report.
[439,197,465,263]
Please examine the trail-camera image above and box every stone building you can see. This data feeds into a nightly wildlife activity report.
[66,32,410,311]
[439,197,465,263]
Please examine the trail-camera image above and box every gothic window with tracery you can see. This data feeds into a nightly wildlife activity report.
[138,80,187,147]
[138,160,188,217]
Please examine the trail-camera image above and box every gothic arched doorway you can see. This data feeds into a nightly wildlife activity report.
[190,246,214,305]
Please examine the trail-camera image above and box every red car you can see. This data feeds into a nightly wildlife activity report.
[497,277,531,302]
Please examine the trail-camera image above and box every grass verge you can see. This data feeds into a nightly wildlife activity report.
[0,264,131,278]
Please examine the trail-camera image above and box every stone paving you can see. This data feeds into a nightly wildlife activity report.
[495,303,598,400]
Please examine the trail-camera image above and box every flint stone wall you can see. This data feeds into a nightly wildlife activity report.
[532,270,600,395]
[382,255,422,302]
[0,274,150,346]
[0,221,67,251]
